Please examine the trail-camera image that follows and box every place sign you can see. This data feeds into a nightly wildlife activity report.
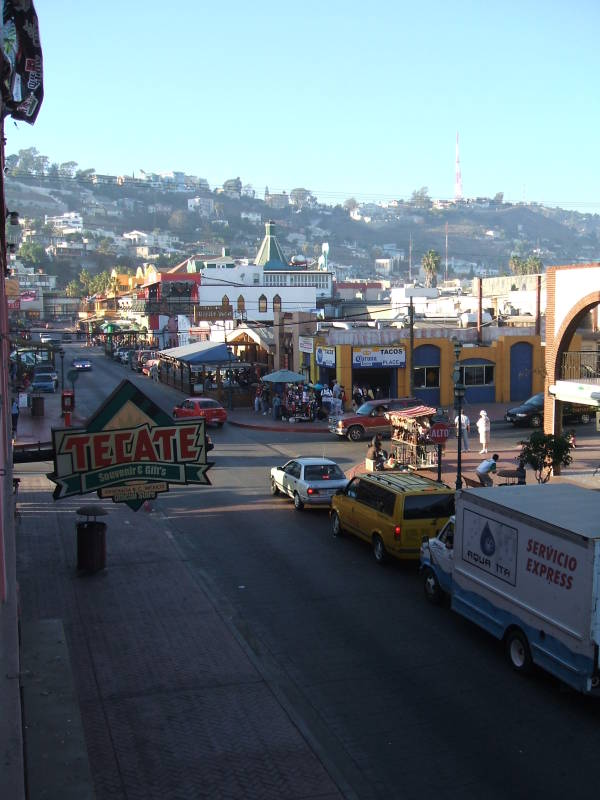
[48,379,213,511]
[194,305,233,321]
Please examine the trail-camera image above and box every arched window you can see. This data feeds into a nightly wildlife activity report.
[273,294,281,312]
[258,294,267,313]
[237,295,245,312]
[221,295,230,307]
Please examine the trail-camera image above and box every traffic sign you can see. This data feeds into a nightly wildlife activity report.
[430,422,450,443]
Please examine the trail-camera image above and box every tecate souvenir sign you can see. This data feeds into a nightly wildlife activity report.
[352,346,406,368]
[48,380,212,511]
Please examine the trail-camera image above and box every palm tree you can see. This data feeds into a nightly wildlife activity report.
[421,249,440,288]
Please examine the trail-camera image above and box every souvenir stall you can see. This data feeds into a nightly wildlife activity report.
[386,405,439,470]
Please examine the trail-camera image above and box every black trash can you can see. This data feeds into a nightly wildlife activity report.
[31,395,45,417]
[77,521,106,572]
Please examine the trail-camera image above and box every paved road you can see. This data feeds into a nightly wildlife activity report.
[16,349,600,799]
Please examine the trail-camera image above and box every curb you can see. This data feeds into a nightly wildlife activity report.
[228,418,327,434]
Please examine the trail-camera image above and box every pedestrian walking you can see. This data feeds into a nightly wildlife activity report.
[455,411,470,452]
[476,454,499,486]
[11,398,19,439]
[476,409,491,453]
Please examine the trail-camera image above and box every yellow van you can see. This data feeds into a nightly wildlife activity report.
[330,472,454,563]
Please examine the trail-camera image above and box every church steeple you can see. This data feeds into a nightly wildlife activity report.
[254,220,288,269]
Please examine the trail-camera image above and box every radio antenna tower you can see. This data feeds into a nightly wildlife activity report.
[454,132,463,201]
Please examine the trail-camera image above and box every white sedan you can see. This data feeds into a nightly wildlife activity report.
[270,457,349,510]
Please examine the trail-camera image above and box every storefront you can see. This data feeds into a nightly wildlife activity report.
[351,346,406,399]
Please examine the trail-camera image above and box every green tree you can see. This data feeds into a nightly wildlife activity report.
[18,242,48,266]
[519,431,573,484]
[493,192,504,204]
[79,268,92,294]
[65,280,82,298]
[509,255,526,275]
[343,197,358,213]
[410,186,430,208]
[89,271,112,294]
[526,255,543,274]
[58,161,78,179]
[421,249,440,288]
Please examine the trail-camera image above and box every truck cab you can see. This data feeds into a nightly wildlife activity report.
[420,516,455,603]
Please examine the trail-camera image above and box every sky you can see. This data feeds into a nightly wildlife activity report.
[7,0,600,210]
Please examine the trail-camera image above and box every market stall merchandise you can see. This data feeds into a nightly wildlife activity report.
[386,405,440,470]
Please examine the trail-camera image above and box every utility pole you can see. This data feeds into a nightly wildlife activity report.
[445,222,448,283]
[408,234,412,282]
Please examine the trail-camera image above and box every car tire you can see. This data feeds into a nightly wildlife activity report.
[270,478,280,496]
[331,511,343,537]
[422,567,443,605]
[293,492,304,511]
[580,413,591,424]
[347,425,364,442]
[530,414,542,428]
[505,628,533,674]
[372,534,387,564]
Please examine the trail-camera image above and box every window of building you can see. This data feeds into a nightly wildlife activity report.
[237,295,245,313]
[258,294,267,313]
[273,294,281,312]
[413,366,440,388]
[461,365,495,385]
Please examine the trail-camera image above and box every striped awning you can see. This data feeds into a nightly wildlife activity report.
[385,405,437,423]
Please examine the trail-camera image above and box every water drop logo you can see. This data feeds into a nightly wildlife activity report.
[316,347,323,365]
[480,522,496,556]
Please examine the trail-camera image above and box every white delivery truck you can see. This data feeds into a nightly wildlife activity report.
[420,485,600,694]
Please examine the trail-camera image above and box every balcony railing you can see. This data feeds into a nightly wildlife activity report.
[561,351,600,383]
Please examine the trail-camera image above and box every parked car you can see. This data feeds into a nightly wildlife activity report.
[331,471,454,563]
[32,365,58,389]
[270,457,349,510]
[72,358,92,371]
[505,392,592,428]
[172,398,228,426]
[31,374,57,393]
[329,397,420,441]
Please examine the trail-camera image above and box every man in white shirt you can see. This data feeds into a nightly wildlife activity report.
[476,454,499,486]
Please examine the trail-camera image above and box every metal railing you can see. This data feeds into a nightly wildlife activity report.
[560,351,600,383]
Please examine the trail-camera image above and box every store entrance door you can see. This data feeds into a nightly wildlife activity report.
[351,368,396,399]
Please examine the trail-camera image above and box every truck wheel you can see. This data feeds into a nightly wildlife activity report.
[372,534,387,564]
[422,567,443,605]
[347,425,364,442]
[530,414,542,428]
[505,629,533,674]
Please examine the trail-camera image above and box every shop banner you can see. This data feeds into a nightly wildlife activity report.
[1,0,44,124]
[298,336,313,354]
[352,346,406,368]
[315,346,336,367]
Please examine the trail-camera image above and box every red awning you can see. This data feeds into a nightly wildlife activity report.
[385,405,437,422]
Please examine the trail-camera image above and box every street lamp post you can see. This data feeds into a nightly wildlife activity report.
[58,347,65,391]
[452,337,465,491]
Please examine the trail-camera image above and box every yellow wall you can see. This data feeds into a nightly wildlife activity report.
[312,334,544,406]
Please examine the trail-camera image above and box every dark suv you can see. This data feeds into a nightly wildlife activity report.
[329,397,419,441]
[505,393,592,428]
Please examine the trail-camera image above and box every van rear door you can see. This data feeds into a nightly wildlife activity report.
[402,493,455,554]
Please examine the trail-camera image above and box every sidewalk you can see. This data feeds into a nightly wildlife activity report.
[11,391,346,800]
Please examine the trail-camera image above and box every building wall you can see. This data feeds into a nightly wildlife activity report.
[310,332,545,409]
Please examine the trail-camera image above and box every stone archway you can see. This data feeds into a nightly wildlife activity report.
[544,264,600,434]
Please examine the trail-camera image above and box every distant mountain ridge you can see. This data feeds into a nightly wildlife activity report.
[6,172,600,281]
